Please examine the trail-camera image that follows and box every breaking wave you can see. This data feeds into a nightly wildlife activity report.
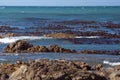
[0,58,7,61]
[103,60,120,66]
[0,36,52,44]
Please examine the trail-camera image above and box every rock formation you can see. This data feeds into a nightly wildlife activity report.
[8,59,107,80]
[0,59,120,80]
[0,33,20,38]
[44,33,75,38]
[3,40,76,53]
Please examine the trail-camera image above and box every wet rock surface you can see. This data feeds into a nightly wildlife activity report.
[0,60,23,80]
[1,59,105,80]
[0,59,119,80]
[0,26,19,33]
[65,38,120,44]
[0,20,120,45]
[109,71,120,80]
[3,40,76,53]
[0,33,20,38]
[79,50,120,55]
[2,40,120,55]
[3,40,33,53]
[44,33,75,38]
[57,20,96,25]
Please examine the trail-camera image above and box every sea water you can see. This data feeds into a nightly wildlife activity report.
[0,6,120,27]
[0,6,120,66]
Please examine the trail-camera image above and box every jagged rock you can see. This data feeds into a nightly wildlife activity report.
[0,59,108,80]
[0,73,9,80]
[38,46,49,52]
[92,64,103,70]
[73,62,91,70]
[3,40,76,53]
[48,44,76,53]
[20,59,107,80]
[114,65,120,70]
[109,71,120,80]
[9,65,28,80]
[3,40,33,53]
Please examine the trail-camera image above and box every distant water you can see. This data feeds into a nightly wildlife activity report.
[0,6,120,28]
[0,6,120,66]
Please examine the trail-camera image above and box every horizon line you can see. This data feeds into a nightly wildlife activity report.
[0,5,120,7]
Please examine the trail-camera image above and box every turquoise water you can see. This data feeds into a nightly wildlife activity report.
[0,6,120,27]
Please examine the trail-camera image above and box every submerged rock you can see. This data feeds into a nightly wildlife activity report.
[3,40,76,53]
[0,26,19,33]
[79,50,120,55]
[44,33,75,38]
[0,32,20,38]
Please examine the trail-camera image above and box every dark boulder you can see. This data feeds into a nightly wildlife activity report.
[3,40,33,53]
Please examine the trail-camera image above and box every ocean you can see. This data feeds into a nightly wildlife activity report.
[0,6,120,27]
[0,6,120,66]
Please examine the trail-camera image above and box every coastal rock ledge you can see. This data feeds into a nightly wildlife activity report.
[3,40,76,53]
[0,59,108,80]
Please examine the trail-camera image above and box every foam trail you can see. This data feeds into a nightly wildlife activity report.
[0,58,7,61]
[103,60,120,66]
[0,36,52,44]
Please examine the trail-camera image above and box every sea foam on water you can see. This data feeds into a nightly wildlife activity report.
[103,60,120,66]
[0,36,52,44]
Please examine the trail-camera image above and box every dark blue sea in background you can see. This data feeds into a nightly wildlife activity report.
[0,6,120,66]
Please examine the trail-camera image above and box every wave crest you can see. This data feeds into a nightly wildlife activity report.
[103,60,120,66]
[0,58,7,61]
[0,36,52,44]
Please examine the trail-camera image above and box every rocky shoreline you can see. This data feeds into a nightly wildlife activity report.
[0,59,120,80]
[0,20,120,80]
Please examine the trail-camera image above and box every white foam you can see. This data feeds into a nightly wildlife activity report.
[0,59,7,61]
[103,60,120,66]
[75,36,100,38]
[0,36,52,44]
